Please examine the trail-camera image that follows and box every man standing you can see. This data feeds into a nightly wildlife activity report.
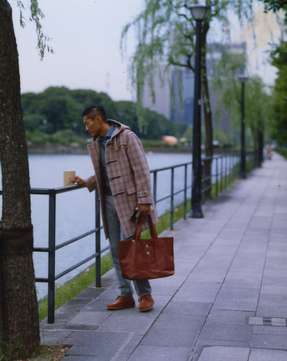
[75,106,155,312]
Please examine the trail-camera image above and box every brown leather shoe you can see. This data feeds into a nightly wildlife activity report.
[106,295,135,311]
[138,294,154,312]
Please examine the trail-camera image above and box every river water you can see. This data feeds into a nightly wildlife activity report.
[0,152,195,299]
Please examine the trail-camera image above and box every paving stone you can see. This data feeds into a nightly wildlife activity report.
[97,312,156,335]
[107,334,142,361]
[199,322,252,343]
[252,325,287,335]
[248,317,264,326]
[261,285,287,295]
[250,334,287,350]
[40,329,72,345]
[83,298,111,312]
[65,331,131,358]
[198,346,249,361]
[153,313,204,330]
[196,337,249,351]
[163,301,211,318]
[208,310,254,325]
[257,304,287,318]
[148,284,179,297]
[214,286,259,311]
[271,317,287,326]
[128,346,191,361]
[141,322,200,347]
[223,279,261,288]
[67,311,111,329]
[77,287,104,299]
[174,282,221,303]
[63,357,99,361]
[249,348,287,361]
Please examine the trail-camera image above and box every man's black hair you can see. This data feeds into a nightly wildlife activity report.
[82,106,107,120]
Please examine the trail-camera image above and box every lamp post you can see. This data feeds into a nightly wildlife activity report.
[190,5,208,219]
[238,74,248,179]
[257,126,264,166]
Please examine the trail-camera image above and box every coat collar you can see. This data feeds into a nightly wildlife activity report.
[92,119,130,143]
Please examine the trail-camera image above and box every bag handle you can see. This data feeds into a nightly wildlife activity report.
[135,213,158,241]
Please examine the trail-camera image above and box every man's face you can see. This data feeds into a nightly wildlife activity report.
[83,115,102,137]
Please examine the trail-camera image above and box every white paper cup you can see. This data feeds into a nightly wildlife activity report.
[64,171,76,186]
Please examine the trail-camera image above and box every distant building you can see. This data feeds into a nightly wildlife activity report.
[142,65,194,126]
[234,3,285,86]
[207,42,247,138]
[142,42,247,138]
[142,67,171,120]
[170,67,194,126]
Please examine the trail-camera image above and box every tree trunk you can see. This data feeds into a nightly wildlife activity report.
[0,1,40,359]
[250,125,258,168]
[201,21,213,199]
[257,125,264,166]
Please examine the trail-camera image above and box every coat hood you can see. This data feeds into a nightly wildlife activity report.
[92,119,130,142]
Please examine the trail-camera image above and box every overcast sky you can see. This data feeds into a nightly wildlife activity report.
[12,0,143,100]
[11,1,281,101]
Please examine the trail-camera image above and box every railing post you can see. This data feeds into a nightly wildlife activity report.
[215,157,219,197]
[153,171,157,206]
[48,191,56,324]
[95,191,101,288]
[220,154,224,192]
[202,158,206,204]
[184,164,188,219]
[228,154,230,184]
[170,168,175,230]
[224,154,227,188]
[237,151,240,176]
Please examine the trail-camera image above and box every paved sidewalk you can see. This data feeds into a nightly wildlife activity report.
[41,154,287,361]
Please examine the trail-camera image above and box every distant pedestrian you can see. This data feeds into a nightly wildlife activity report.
[266,144,273,160]
[74,106,155,312]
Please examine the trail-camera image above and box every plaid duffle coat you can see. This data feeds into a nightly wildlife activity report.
[86,119,156,239]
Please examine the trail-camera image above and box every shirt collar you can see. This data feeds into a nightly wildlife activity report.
[99,126,115,141]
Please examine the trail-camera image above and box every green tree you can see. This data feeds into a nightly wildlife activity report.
[271,41,287,146]
[0,0,48,358]
[259,0,287,24]
[260,0,287,14]
[122,0,253,197]
[22,87,120,136]
[21,87,186,143]
[212,51,273,154]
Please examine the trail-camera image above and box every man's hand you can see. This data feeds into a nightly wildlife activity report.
[137,204,152,215]
[74,176,87,188]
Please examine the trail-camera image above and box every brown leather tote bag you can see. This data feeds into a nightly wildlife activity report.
[118,214,175,280]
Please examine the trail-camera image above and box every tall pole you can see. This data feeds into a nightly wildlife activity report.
[191,18,204,218]
[240,79,246,179]
[257,126,264,167]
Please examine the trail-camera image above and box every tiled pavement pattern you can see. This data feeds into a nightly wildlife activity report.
[40,154,287,361]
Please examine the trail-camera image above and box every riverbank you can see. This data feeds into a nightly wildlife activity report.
[27,142,234,155]
[27,143,193,155]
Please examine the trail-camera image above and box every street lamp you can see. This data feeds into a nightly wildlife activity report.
[190,4,208,219]
[238,73,248,179]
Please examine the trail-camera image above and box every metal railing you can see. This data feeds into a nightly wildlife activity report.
[0,150,257,323]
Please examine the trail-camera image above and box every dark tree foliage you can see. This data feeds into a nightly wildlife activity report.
[22,87,187,141]
[259,0,287,21]
[271,42,287,146]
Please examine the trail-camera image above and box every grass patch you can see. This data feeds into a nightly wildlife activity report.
[38,254,112,320]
